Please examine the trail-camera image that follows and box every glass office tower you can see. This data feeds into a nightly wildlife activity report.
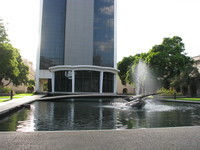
[40,0,66,69]
[36,0,117,93]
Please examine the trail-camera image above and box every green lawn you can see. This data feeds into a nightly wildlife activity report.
[175,98,200,101]
[0,93,34,102]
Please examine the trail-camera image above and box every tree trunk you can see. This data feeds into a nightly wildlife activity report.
[188,85,191,97]
[164,79,170,89]
[0,77,3,87]
[180,86,183,95]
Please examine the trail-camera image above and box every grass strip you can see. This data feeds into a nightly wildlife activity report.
[0,93,34,102]
[175,98,200,101]
[166,98,200,101]
[0,99,10,102]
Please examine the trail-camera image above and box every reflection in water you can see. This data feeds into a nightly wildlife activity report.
[0,98,200,131]
[16,105,35,132]
[0,108,31,131]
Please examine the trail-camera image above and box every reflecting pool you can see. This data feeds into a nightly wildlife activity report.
[0,98,200,132]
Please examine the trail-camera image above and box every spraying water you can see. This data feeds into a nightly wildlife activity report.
[133,60,159,95]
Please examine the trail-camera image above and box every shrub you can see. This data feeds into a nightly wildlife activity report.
[0,87,11,93]
[157,87,182,96]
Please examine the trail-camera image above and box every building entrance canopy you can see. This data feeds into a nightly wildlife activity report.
[49,65,119,93]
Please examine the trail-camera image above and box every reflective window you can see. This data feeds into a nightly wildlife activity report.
[40,0,66,69]
[103,72,114,93]
[93,0,114,67]
[75,71,100,92]
[55,71,72,92]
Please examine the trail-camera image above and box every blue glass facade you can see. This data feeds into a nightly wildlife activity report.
[38,0,116,93]
[40,0,66,69]
[40,0,114,69]
[75,71,100,92]
[103,72,114,92]
[55,71,72,92]
[93,0,114,67]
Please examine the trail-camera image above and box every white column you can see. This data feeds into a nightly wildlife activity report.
[35,73,40,92]
[72,70,75,93]
[51,72,55,92]
[35,0,44,93]
[100,71,104,93]
[114,0,117,69]
[113,73,117,94]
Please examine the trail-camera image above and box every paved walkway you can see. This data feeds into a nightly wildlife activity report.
[1,126,200,150]
[0,95,44,115]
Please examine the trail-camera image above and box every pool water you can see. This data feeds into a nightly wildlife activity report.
[0,98,200,132]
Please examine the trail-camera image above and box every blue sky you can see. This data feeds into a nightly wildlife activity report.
[0,0,200,69]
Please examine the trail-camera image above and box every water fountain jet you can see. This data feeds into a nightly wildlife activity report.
[124,60,161,109]
[134,60,158,95]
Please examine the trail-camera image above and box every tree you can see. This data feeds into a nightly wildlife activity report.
[118,36,195,93]
[117,56,135,85]
[125,53,148,85]
[0,19,29,87]
[27,79,35,88]
[117,53,147,85]
[0,19,9,43]
[27,79,35,93]
[170,63,200,95]
[145,36,193,89]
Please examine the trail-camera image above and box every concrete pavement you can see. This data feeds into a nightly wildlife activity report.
[1,126,200,150]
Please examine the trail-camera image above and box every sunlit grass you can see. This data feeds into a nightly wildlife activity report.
[175,98,200,101]
[14,93,34,96]
[0,99,10,102]
[0,93,34,102]
[165,98,200,101]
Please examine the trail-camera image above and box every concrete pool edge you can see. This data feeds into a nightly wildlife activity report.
[1,126,200,149]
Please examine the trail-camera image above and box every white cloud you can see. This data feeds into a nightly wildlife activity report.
[107,19,114,28]
[95,39,114,52]
[103,0,113,2]
[100,5,114,15]
[117,0,200,62]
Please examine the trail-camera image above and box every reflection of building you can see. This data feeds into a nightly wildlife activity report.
[4,59,35,93]
[32,100,117,130]
[36,0,117,93]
